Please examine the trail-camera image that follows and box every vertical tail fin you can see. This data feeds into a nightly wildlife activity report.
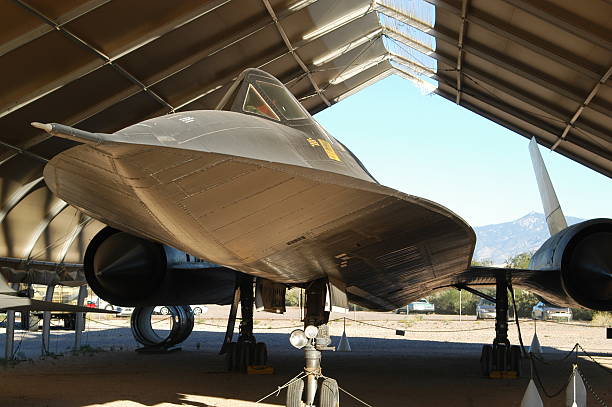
[528,137,568,236]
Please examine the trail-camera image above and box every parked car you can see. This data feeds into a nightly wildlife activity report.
[97,300,133,316]
[476,298,496,319]
[532,302,572,321]
[396,298,435,314]
[153,305,208,315]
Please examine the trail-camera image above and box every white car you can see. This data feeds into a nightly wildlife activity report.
[153,305,208,315]
[532,302,572,321]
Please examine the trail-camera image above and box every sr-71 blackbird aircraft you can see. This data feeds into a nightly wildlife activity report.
[29,68,611,404]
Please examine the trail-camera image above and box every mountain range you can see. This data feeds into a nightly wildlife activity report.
[473,212,584,265]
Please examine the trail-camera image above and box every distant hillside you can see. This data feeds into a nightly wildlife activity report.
[473,212,584,265]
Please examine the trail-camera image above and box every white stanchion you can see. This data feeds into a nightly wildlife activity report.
[337,318,351,352]
[521,379,543,407]
[565,366,586,407]
[530,332,542,355]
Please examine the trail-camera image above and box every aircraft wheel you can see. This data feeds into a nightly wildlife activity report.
[286,378,304,407]
[254,342,268,365]
[225,343,236,372]
[238,342,254,372]
[319,378,340,407]
[510,345,522,376]
[159,306,170,315]
[480,345,492,376]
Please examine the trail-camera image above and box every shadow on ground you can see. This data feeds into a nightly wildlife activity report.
[1,328,610,406]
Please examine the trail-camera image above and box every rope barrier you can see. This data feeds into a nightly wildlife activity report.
[577,367,609,407]
[342,317,512,333]
[255,371,307,403]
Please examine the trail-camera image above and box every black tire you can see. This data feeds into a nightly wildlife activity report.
[104,305,114,311]
[160,307,170,315]
[319,378,340,407]
[225,343,236,372]
[254,342,268,365]
[193,307,202,315]
[286,378,304,407]
[480,345,492,377]
[510,345,521,376]
[239,342,254,372]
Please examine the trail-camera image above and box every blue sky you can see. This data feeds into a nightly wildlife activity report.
[314,75,612,226]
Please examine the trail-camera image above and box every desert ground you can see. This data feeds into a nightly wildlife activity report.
[1,306,610,407]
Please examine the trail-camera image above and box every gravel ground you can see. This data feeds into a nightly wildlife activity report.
[1,307,610,406]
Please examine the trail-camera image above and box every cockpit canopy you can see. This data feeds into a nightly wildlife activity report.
[216,68,310,123]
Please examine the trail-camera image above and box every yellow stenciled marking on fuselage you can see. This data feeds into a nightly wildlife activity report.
[318,139,341,161]
[306,137,320,147]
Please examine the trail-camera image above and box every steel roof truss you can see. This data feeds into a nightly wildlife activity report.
[261,0,330,106]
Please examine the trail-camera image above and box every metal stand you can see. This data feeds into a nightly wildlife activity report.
[73,285,87,350]
[480,270,521,378]
[42,285,55,355]
[4,309,15,360]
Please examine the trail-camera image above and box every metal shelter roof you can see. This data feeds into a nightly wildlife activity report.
[0,0,610,283]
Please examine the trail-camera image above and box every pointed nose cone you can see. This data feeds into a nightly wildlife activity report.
[97,245,153,278]
[87,229,167,302]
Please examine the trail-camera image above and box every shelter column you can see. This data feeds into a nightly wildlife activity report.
[41,285,55,355]
[74,285,87,350]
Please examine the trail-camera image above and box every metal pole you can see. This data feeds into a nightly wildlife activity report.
[304,344,321,405]
[5,309,15,360]
[74,285,87,350]
[42,285,55,355]
[4,283,20,360]
[459,289,462,322]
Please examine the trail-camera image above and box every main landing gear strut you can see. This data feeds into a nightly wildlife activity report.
[286,280,338,407]
[479,270,522,378]
[221,273,267,372]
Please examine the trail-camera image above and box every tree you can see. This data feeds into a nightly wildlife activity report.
[506,252,532,269]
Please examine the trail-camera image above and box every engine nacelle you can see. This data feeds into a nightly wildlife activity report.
[84,227,236,306]
[530,218,612,310]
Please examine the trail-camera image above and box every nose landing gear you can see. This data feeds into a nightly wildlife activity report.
[286,279,339,407]
[286,325,339,407]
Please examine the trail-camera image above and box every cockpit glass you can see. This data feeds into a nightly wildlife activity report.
[243,84,280,121]
[257,81,308,120]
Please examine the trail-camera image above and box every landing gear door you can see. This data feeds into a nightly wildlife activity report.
[327,278,349,314]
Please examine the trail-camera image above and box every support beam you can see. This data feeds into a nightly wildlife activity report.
[552,64,612,151]
[73,285,87,350]
[435,88,612,178]
[1,0,112,57]
[500,0,612,52]
[41,285,55,355]
[427,0,603,81]
[454,284,495,303]
[3,284,19,360]
[23,201,69,260]
[382,4,612,118]
[455,0,469,104]
[57,215,92,264]
[0,178,45,224]
[439,83,612,162]
[431,49,612,145]
[260,0,330,107]
[13,0,178,115]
